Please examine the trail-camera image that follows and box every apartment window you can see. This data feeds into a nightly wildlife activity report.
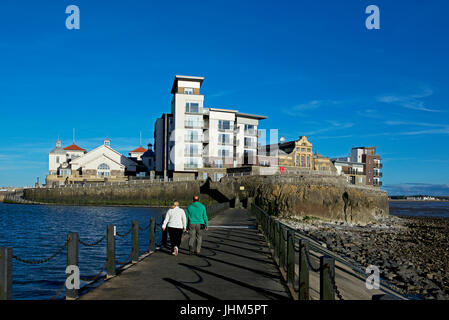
[184,88,193,95]
[218,120,231,130]
[218,149,230,157]
[306,156,310,167]
[215,160,223,168]
[244,137,255,148]
[185,130,201,142]
[56,156,60,164]
[244,124,254,130]
[301,156,305,167]
[185,144,201,156]
[295,155,299,166]
[185,102,200,113]
[185,158,199,169]
[218,134,230,144]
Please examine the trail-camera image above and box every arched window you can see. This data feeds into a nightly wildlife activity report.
[97,163,110,177]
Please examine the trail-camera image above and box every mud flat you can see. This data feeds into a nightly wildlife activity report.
[281,215,449,300]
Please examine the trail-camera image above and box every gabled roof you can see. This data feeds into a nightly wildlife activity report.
[80,153,126,169]
[49,147,66,155]
[129,146,147,154]
[64,144,86,151]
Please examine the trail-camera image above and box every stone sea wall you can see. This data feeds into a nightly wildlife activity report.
[23,181,216,207]
[219,174,389,224]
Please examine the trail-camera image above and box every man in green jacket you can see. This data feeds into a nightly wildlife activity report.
[186,195,208,255]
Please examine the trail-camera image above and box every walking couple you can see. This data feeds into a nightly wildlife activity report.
[161,195,209,256]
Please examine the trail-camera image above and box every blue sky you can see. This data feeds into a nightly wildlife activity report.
[0,0,448,194]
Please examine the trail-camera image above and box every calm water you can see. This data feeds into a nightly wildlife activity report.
[0,203,165,300]
[389,201,449,218]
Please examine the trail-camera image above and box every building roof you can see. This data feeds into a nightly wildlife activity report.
[129,146,147,154]
[236,112,268,120]
[171,75,204,94]
[63,144,86,151]
[49,147,66,155]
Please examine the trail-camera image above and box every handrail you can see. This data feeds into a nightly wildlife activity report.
[251,203,407,300]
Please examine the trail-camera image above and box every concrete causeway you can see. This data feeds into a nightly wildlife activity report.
[80,208,291,300]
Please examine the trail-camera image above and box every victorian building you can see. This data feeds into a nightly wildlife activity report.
[46,138,138,186]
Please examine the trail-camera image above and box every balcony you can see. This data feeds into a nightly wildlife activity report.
[218,140,233,146]
[244,129,258,136]
[374,162,383,169]
[185,135,203,143]
[244,141,257,149]
[218,125,234,132]
[374,181,383,187]
[184,150,203,157]
[185,107,204,115]
[374,171,383,178]
[184,163,200,169]
[185,120,204,129]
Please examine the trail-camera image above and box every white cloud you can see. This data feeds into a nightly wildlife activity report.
[377,88,440,112]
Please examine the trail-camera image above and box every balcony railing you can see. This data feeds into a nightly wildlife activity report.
[184,163,200,169]
[374,181,383,187]
[185,108,204,115]
[244,129,258,136]
[185,135,203,143]
[244,141,257,149]
[218,125,234,132]
[374,171,383,178]
[374,163,383,169]
[184,150,203,157]
[185,121,204,128]
[218,140,233,146]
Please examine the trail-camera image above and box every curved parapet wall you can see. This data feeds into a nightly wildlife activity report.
[219,174,389,225]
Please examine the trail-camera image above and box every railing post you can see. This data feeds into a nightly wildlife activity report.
[149,217,156,253]
[132,221,139,263]
[0,247,12,300]
[320,256,335,300]
[298,239,310,300]
[287,229,295,288]
[66,232,79,300]
[279,226,286,274]
[274,221,280,265]
[106,225,116,278]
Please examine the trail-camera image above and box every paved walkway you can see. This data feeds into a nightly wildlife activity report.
[81,208,291,300]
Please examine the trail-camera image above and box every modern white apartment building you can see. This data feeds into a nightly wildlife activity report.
[154,75,266,178]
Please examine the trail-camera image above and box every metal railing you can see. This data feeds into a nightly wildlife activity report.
[43,176,203,190]
[251,203,406,300]
[0,218,160,300]
[251,203,340,300]
[0,202,230,300]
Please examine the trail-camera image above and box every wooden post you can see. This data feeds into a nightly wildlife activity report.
[320,256,335,300]
[132,221,139,263]
[149,217,156,252]
[279,226,286,273]
[0,247,12,300]
[66,232,79,300]
[287,229,295,288]
[298,239,310,300]
[106,225,115,278]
